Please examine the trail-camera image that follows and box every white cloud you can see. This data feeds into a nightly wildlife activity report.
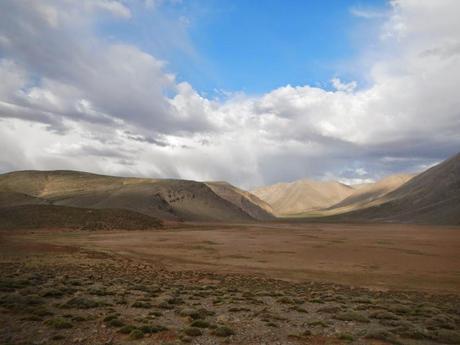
[331,78,357,93]
[0,0,459,188]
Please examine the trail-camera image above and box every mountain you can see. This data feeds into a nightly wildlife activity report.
[251,179,354,215]
[0,204,163,231]
[329,153,460,225]
[0,170,274,222]
[205,181,274,220]
[328,173,415,213]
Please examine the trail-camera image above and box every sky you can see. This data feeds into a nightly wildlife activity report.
[0,0,459,189]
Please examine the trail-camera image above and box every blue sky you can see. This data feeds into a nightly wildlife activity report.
[99,0,389,96]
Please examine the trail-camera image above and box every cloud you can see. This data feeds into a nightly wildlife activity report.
[331,78,357,93]
[350,7,388,19]
[0,0,212,134]
[0,0,459,188]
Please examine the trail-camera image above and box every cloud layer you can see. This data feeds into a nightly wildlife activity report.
[1,0,459,188]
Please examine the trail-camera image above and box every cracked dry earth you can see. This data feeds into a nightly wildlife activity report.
[1,242,460,345]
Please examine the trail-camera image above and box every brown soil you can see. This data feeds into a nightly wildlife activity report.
[1,222,460,345]
[17,222,460,293]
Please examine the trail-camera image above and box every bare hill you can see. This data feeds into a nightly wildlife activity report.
[0,191,48,208]
[251,179,354,215]
[205,181,274,220]
[0,170,273,222]
[328,173,415,212]
[0,205,162,230]
[328,153,460,225]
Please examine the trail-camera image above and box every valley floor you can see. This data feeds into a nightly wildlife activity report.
[1,222,460,344]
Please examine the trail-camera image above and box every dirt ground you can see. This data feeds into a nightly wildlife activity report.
[1,222,460,345]
[12,222,460,293]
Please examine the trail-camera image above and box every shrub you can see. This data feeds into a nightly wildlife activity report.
[190,320,210,328]
[44,317,73,329]
[365,330,401,345]
[119,325,137,334]
[213,326,235,337]
[139,324,167,334]
[334,311,369,323]
[435,330,460,344]
[370,310,399,320]
[183,327,202,337]
[62,297,99,309]
[129,329,144,340]
[108,319,124,327]
[132,301,152,308]
[337,333,354,341]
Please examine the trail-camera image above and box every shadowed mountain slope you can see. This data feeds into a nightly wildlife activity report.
[205,181,274,220]
[0,170,273,222]
[328,173,415,212]
[327,153,460,225]
[0,204,163,230]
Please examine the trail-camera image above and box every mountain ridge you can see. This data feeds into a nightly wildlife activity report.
[0,170,274,222]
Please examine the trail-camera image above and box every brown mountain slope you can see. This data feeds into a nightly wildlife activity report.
[0,191,49,208]
[205,181,274,221]
[0,205,162,230]
[328,173,415,212]
[329,153,460,225]
[251,179,354,215]
[0,170,272,222]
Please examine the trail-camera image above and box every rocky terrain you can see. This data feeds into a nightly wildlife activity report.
[1,233,459,345]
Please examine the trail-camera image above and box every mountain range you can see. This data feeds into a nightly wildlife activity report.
[0,152,459,227]
[0,170,273,225]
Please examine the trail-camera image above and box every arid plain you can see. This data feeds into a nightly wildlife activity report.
[1,221,460,345]
[8,222,460,293]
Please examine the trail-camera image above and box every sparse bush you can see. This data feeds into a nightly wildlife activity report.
[183,327,202,337]
[308,320,328,327]
[334,311,369,323]
[119,325,137,334]
[40,288,64,298]
[278,296,293,304]
[365,330,401,345]
[435,330,460,344]
[190,319,210,328]
[62,297,99,309]
[370,310,399,320]
[337,333,354,341]
[44,317,73,329]
[318,305,340,313]
[129,329,144,340]
[213,326,235,337]
[72,315,86,322]
[103,314,119,322]
[290,305,307,313]
[108,319,124,327]
[132,301,152,308]
[139,324,167,333]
